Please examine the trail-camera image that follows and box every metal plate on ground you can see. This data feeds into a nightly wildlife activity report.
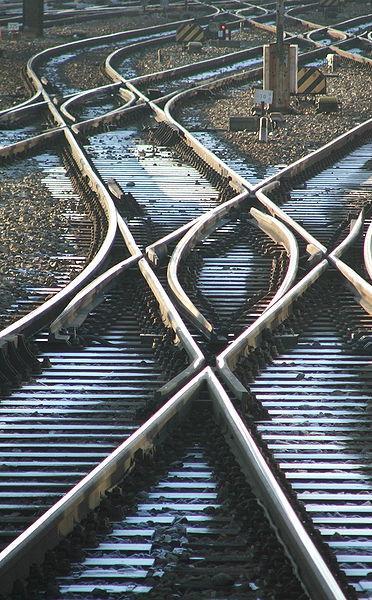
[297,67,326,95]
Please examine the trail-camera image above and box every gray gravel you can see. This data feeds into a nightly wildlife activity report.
[0,154,89,329]
[179,59,372,166]
[134,27,275,73]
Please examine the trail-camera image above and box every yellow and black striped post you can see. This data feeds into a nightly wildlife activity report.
[297,67,326,94]
[176,22,205,44]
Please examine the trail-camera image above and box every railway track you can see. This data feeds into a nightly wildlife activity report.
[233,274,372,598]
[0,270,190,553]
[265,137,372,250]
[0,2,371,599]
[15,405,309,599]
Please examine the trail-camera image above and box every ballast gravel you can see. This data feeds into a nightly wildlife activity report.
[134,28,275,73]
[0,156,87,329]
[179,59,372,167]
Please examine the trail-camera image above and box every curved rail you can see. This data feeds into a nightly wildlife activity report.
[167,192,248,339]
[249,207,299,308]
[127,42,265,92]
[217,258,329,399]
[364,219,372,281]
[330,256,372,315]
[4,5,219,118]
[252,116,372,194]
[0,100,48,125]
[59,83,134,122]
[49,211,143,336]
[217,206,372,400]
[0,127,62,160]
[256,182,327,256]
[0,91,43,119]
[306,25,348,43]
[50,206,205,397]
[163,88,248,194]
[330,207,365,260]
[139,257,205,396]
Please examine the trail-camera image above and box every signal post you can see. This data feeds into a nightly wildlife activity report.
[263,0,296,112]
[23,0,44,37]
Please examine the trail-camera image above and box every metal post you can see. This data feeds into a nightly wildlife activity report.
[276,0,285,62]
[259,117,268,142]
[274,0,290,111]
[23,0,44,37]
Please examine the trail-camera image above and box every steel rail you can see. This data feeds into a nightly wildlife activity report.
[283,1,321,30]
[327,12,372,36]
[252,116,372,195]
[138,258,205,396]
[218,181,372,401]
[146,216,202,266]
[127,41,266,92]
[330,208,365,261]
[0,127,63,160]
[66,15,371,354]
[0,361,347,599]
[49,211,143,336]
[49,255,142,337]
[162,90,248,195]
[161,41,329,193]
[38,2,202,28]
[76,38,326,134]
[83,22,320,136]
[364,220,372,281]
[217,259,329,398]
[0,2,186,27]
[306,25,348,43]
[3,4,219,119]
[0,100,48,125]
[207,368,347,600]
[167,196,244,338]
[71,88,183,134]
[0,368,206,594]
[0,92,43,119]
[329,256,372,315]
[328,210,372,313]
[166,196,299,340]
[256,182,328,256]
[129,42,370,344]
[59,83,133,122]
[49,207,205,397]
[329,37,372,65]
[114,80,246,199]
[249,207,299,307]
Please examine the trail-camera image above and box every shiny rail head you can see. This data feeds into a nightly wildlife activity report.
[0,369,208,594]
